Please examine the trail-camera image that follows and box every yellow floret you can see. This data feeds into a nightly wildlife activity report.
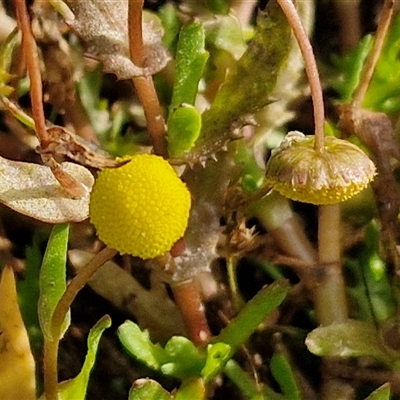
[89,154,191,259]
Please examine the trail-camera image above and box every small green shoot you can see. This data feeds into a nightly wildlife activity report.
[38,224,70,341]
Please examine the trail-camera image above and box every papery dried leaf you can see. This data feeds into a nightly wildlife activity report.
[65,0,169,79]
[40,126,122,168]
[0,266,36,400]
[0,156,93,223]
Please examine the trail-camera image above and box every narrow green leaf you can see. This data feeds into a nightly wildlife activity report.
[364,383,391,400]
[55,315,111,400]
[38,224,70,341]
[213,280,289,355]
[167,21,208,157]
[128,379,171,400]
[170,22,208,109]
[118,320,166,370]
[270,352,302,400]
[223,360,284,400]
[168,105,202,157]
[305,320,397,366]
[0,27,19,75]
[158,3,180,52]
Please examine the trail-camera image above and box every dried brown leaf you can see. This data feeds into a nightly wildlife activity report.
[339,105,400,267]
[65,0,169,79]
[0,156,93,223]
[39,126,123,168]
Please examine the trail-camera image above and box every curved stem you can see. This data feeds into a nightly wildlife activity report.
[128,0,167,157]
[276,0,325,152]
[352,0,394,107]
[44,247,117,400]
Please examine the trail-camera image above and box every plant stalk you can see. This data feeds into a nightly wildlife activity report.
[315,204,348,325]
[128,0,167,157]
[171,279,212,346]
[43,247,117,400]
[14,0,86,198]
[352,0,394,107]
[276,0,325,152]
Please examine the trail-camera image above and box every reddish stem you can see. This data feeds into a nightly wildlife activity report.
[14,0,48,145]
[172,280,212,346]
[14,0,85,197]
[128,0,167,157]
[276,0,325,152]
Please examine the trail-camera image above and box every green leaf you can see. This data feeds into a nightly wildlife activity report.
[363,13,400,113]
[223,360,284,400]
[38,224,70,341]
[118,320,166,370]
[167,21,208,157]
[174,377,205,400]
[213,280,289,355]
[0,27,19,73]
[364,383,391,400]
[201,342,231,382]
[158,3,180,52]
[207,0,229,15]
[170,22,209,109]
[204,14,246,60]
[128,379,171,400]
[161,336,205,379]
[201,2,291,140]
[168,105,202,157]
[305,320,398,366]
[18,230,48,353]
[0,28,18,96]
[331,35,373,103]
[54,315,111,400]
[270,352,302,400]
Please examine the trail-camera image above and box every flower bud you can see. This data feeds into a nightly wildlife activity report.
[265,131,376,205]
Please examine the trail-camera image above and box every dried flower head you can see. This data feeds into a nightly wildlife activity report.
[90,154,191,259]
[265,131,376,205]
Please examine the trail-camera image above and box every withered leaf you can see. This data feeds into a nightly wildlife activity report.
[39,126,123,168]
[339,105,400,267]
[0,156,93,223]
[65,0,169,79]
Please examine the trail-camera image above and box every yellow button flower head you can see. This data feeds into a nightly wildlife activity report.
[265,131,376,205]
[90,154,191,259]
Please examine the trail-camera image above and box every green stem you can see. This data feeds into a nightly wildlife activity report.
[315,204,348,325]
[316,204,352,400]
